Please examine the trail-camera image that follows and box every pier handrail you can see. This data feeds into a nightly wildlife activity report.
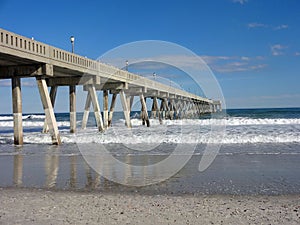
[0,28,212,103]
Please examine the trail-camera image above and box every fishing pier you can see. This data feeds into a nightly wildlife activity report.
[0,28,221,145]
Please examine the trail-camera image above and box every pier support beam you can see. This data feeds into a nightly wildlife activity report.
[12,77,23,145]
[169,99,175,120]
[125,95,133,127]
[88,85,104,132]
[163,98,170,119]
[160,99,165,120]
[36,78,61,145]
[81,91,91,129]
[140,94,150,127]
[103,90,109,129]
[120,90,132,128]
[69,85,76,133]
[108,93,117,127]
[157,98,163,124]
[130,96,134,110]
[151,97,158,119]
[42,86,57,133]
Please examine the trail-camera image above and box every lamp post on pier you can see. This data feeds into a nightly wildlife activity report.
[70,36,75,53]
[69,35,76,133]
[125,60,129,71]
[153,72,156,80]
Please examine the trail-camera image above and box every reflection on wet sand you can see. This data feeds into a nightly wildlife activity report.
[8,148,164,192]
[84,162,101,189]
[44,152,59,188]
[4,143,300,195]
[70,155,77,188]
[13,154,23,187]
[11,145,176,190]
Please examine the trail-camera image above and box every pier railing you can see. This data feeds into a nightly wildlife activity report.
[0,28,211,103]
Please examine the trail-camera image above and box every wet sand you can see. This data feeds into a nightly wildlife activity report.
[0,188,299,224]
[1,143,300,224]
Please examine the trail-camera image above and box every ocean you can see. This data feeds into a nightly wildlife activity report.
[0,108,300,195]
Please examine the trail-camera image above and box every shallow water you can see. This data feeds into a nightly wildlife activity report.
[1,108,300,195]
[0,143,300,195]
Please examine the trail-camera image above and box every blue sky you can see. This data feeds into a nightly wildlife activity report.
[0,0,300,113]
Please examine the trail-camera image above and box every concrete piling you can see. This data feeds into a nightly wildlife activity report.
[36,78,61,145]
[69,85,76,133]
[11,77,23,145]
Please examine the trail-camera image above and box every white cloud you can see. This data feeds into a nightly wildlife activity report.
[241,56,250,61]
[154,55,267,73]
[248,23,267,28]
[295,52,300,56]
[271,44,288,56]
[0,78,36,87]
[232,0,248,4]
[201,55,267,73]
[101,54,267,75]
[0,80,11,87]
[248,23,289,31]
[213,63,267,73]
[274,24,288,30]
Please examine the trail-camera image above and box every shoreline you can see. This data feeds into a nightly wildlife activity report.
[0,187,299,224]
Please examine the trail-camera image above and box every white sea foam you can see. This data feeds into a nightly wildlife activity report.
[1,115,300,144]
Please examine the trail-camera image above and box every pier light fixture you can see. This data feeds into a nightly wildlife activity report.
[70,36,75,53]
[125,60,129,71]
[153,72,156,80]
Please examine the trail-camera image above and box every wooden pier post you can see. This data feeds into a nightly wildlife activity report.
[88,85,104,132]
[11,77,23,145]
[108,93,117,127]
[140,94,150,127]
[42,86,57,133]
[119,90,132,128]
[69,85,76,133]
[81,91,91,129]
[36,78,61,145]
[103,90,109,128]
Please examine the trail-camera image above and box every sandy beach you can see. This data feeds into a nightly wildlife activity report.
[0,188,299,225]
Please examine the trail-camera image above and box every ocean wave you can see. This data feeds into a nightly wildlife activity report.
[0,114,45,121]
[122,117,300,127]
[0,114,299,144]
[1,114,300,126]
[9,127,297,145]
[0,121,69,127]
